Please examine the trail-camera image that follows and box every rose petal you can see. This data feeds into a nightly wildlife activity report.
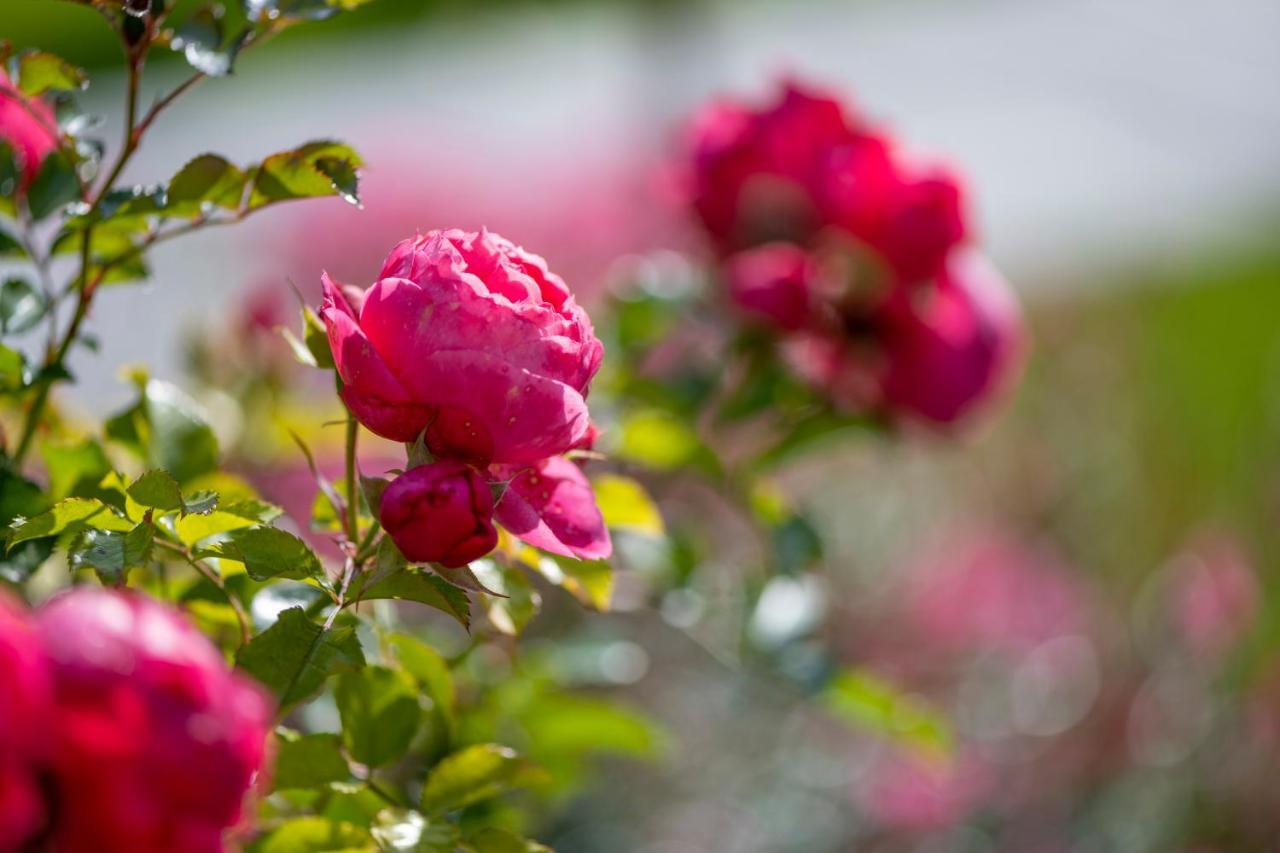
[495,455,611,560]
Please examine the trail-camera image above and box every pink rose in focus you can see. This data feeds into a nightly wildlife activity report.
[494,454,611,561]
[723,243,820,331]
[321,229,603,466]
[379,460,499,568]
[1170,533,1258,659]
[36,588,271,853]
[0,70,59,191]
[0,594,51,850]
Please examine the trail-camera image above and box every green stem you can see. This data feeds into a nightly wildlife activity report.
[344,413,360,545]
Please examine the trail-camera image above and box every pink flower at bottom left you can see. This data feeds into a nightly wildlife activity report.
[0,588,272,853]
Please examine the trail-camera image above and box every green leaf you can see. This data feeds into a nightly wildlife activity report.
[471,561,538,636]
[535,555,612,611]
[167,154,246,215]
[616,408,707,471]
[126,469,184,512]
[245,0,377,24]
[40,440,112,500]
[171,7,249,77]
[254,817,371,853]
[385,633,454,721]
[0,277,47,335]
[0,144,18,202]
[0,344,25,393]
[174,498,281,545]
[25,151,80,221]
[68,523,153,584]
[106,379,219,482]
[419,744,545,815]
[0,225,26,258]
[303,305,335,368]
[273,730,351,790]
[183,490,219,515]
[359,474,388,518]
[822,668,952,757]
[199,525,323,581]
[591,473,665,537]
[372,809,460,852]
[465,828,552,853]
[7,497,118,549]
[358,566,471,630]
[335,665,421,768]
[248,140,363,210]
[236,607,365,710]
[0,469,53,584]
[16,51,87,96]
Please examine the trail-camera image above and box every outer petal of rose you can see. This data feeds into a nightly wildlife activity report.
[321,274,433,441]
[495,456,611,561]
[359,274,588,389]
[415,350,590,465]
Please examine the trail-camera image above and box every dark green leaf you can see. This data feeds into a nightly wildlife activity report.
[0,277,46,336]
[0,225,26,258]
[199,525,323,581]
[248,140,363,210]
[126,469,184,512]
[0,469,52,584]
[419,744,545,815]
[359,474,388,518]
[171,7,250,77]
[0,344,25,393]
[302,305,334,368]
[167,153,246,215]
[236,607,364,710]
[335,665,421,768]
[0,144,19,200]
[273,730,350,790]
[26,151,81,221]
[68,523,153,584]
[15,51,87,96]
[359,566,471,629]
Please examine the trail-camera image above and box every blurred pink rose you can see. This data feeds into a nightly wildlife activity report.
[861,749,990,832]
[380,460,499,568]
[904,532,1087,655]
[723,243,821,331]
[321,229,603,465]
[0,593,51,850]
[0,70,59,191]
[494,454,612,561]
[36,588,271,853]
[1169,532,1258,659]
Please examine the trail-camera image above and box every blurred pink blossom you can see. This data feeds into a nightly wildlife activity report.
[1169,532,1258,659]
[860,749,991,831]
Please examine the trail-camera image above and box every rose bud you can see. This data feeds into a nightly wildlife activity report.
[723,243,820,331]
[0,70,59,192]
[875,249,1024,425]
[35,588,271,853]
[0,594,51,851]
[380,460,499,568]
[321,229,603,466]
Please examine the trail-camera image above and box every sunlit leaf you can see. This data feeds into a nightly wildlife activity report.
[591,474,664,536]
[15,51,87,96]
[358,565,471,630]
[126,469,184,512]
[532,555,612,611]
[822,668,952,757]
[167,153,246,215]
[372,809,460,853]
[248,140,363,209]
[470,561,538,636]
[197,526,323,582]
[419,744,546,815]
[7,497,120,549]
[255,816,371,853]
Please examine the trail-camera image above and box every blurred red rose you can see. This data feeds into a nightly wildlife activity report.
[723,242,821,332]
[35,588,271,853]
[0,593,51,851]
